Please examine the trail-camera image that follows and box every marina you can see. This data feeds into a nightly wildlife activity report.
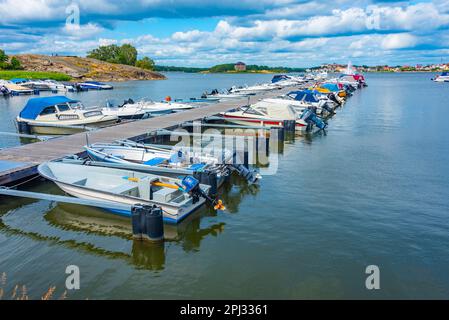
[1,71,449,300]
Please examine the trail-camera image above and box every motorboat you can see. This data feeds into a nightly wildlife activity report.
[84,139,261,185]
[229,83,279,95]
[337,74,367,88]
[16,96,118,135]
[221,103,309,130]
[140,100,194,115]
[37,161,212,223]
[271,75,304,87]
[260,90,335,115]
[10,78,52,91]
[78,81,113,90]
[43,79,74,92]
[432,72,449,82]
[100,99,147,119]
[202,89,250,100]
[0,80,34,95]
[85,140,230,167]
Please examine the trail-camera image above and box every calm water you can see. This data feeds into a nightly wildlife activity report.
[1,72,449,299]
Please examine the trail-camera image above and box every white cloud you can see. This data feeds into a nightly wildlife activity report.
[381,33,418,50]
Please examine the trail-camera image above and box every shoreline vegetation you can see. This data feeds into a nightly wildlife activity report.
[154,64,308,73]
[0,70,71,81]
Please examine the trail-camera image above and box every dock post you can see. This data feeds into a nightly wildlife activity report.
[283,120,295,134]
[208,172,218,197]
[131,204,164,242]
[270,127,284,154]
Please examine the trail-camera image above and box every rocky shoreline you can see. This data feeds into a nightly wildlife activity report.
[13,54,166,81]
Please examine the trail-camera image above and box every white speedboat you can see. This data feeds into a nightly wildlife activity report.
[37,161,212,223]
[260,90,335,115]
[229,83,279,94]
[16,79,52,91]
[43,79,74,91]
[221,103,308,130]
[78,81,113,90]
[0,80,34,95]
[16,96,118,135]
[432,72,449,82]
[203,89,250,100]
[100,100,147,119]
[140,100,194,115]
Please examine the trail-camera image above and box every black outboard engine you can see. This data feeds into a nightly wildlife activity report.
[231,164,261,184]
[328,93,342,106]
[321,101,334,114]
[299,107,327,130]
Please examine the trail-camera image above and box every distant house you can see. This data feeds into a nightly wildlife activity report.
[234,62,246,71]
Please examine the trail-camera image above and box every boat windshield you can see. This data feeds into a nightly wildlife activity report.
[56,103,71,112]
[68,102,84,110]
[39,106,57,116]
[243,106,265,116]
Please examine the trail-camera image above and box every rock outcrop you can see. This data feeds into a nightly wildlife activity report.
[13,54,166,81]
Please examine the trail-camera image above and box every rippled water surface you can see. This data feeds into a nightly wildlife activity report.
[1,72,448,299]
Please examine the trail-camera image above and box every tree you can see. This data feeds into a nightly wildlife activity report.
[117,44,137,66]
[135,56,155,70]
[10,57,22,70]
[87,44,138,66]
[0,49,7,63]
[87,44,121,63]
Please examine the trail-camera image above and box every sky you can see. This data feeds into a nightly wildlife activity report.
[0,0,448,67]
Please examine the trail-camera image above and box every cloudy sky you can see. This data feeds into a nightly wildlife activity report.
[1,0,448,67]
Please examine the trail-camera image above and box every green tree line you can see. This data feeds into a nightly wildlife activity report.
[87,44,155,70]
[0,49,23,70]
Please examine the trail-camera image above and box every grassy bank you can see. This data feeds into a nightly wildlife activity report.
[0,70,71,81]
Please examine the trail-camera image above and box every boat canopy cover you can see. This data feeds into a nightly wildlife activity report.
[441,72,448,76]
[288,91,319,103]
[10,78,28,84]
[271,75,289,83]
[19,96,78,120]
[320,83,340,92]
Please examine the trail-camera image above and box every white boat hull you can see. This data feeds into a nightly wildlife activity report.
[55,181,205,223]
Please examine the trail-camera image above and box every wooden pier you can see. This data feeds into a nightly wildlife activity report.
[0,88,294,185]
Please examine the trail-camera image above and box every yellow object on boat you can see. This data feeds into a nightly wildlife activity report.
[338,91,346,97]
[127,177,139,182]
[312,87,331,93]
[151,181,180,190]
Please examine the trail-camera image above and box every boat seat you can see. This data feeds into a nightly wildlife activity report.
[109,183,138,195]
[143,157,166,166]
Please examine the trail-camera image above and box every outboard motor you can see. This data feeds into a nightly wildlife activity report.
[319,100,334,114]
[299,107,327,130]
[328,93,342,106]
[231,164,261,184]
[181,176,225,210]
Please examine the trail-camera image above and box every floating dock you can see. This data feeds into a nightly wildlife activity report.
[0,87,295,185]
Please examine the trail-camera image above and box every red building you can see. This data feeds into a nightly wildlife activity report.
[234,62,246,71]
